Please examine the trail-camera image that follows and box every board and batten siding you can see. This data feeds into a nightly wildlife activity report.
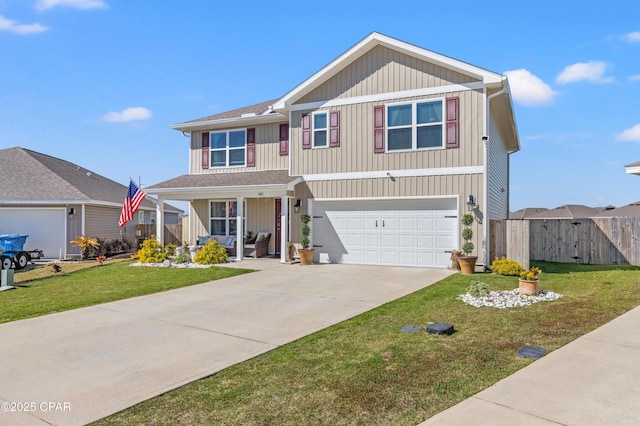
[190,123,288,174]
[298,45,478,103]
[486,109,509,220]
[290,89,484,176]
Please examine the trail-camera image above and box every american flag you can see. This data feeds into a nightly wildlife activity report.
[118,180,146,227]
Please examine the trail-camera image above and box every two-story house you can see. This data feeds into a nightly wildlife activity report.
[146,32,519,268]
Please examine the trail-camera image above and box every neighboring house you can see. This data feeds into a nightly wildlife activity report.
[625,161,640,176]
[526,204,611,220]
[0,147,183,259]
[592,201,640,218]
[510,208,549,219]
[147,32,520,268]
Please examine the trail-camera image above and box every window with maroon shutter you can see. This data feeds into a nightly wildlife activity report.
[302,114,311,149]
[329,110,340,147]
[202,132,210,169]
[246,127,256,167]
[374,105,385,153]
[279,123,289,155]
[446,97,459,149]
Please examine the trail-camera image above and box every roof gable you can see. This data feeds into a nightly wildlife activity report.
[272,32,503,111]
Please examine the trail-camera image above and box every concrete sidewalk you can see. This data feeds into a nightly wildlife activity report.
[421,303,640,425]
[0,261,453,426]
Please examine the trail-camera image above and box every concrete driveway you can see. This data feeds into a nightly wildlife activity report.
[0,261,453,425]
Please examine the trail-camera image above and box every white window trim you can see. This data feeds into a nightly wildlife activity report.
[386,98,445,152]
[209,129,247,168]
[311,111,329,149]
[209,200,245,236]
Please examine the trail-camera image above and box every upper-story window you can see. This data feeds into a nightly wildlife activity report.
[210,129,246,167]
[387,99,443,151]
[313,112,328,148]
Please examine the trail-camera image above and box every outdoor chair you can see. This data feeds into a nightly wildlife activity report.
[244,232,270,258]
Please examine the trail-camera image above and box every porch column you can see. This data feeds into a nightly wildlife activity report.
[280,195,288,263]
[156,196,165,245]
[236,196,244,260]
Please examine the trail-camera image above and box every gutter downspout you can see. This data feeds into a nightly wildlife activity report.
[483,78,507,270]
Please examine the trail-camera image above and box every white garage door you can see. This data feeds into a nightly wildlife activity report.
[313,199,458,268]
[0,208,66,259]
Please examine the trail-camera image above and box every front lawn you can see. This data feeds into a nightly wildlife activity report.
[94,262,640,425]
[0,260,253,323]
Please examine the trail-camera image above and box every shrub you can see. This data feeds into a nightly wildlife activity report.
[174,252,189,264]
[193,239,228,265]
[468,281,489,297]
[133,236,168,263]
[165,244,176,256]
[520,266,542,281]
[70,235,100,260]
[491,257,525,276]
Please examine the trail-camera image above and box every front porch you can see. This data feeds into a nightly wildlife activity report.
[145,170,303,264]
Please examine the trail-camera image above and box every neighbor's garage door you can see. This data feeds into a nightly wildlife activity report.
[313,199,457,268]
[0,208,66,259]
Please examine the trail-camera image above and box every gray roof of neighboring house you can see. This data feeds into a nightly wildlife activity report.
[592,201,640,217]
[147,170,300,190]
[509,208,549,219]
[178,99,279,125]
[526,204,609,219]
[0,147,182,213]
[625,161,640,167]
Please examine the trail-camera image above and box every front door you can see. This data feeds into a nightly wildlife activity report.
[274,198,281,255]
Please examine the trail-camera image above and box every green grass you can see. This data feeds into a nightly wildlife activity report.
[0,260,253,323]
[93,262,640,425]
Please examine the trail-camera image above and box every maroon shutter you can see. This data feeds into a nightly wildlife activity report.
[201,132,210,169]
[246,127,256,167]
[302,114,311,149]
[446,97,459,149]
[374,105,385,153]
[279,123,289,156]
[329,110,340,147]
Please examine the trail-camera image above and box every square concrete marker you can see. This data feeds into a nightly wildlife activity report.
[427,322,454,335]
[517,345,546,359]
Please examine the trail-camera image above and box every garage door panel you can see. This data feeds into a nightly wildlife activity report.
[0,208,66,259]
[314,199,458,268]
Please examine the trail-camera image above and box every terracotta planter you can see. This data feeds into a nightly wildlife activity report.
[298,248,314,265]
[519,279,540,296]
[457,256,477,274]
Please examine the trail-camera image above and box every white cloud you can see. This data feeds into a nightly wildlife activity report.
[101,107,152,123]
[504,69,558,106]
[35,0,108,12]
[628,74,640,82]
[0,14,47,34]
[623,31,640,43]
[556,61,614,84]
[616,124,640,142]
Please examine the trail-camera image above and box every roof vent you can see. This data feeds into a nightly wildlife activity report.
[241,113,256,118]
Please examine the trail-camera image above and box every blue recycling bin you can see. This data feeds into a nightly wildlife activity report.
[0,234,29,253]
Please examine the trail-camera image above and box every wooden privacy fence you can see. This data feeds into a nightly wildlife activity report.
[490,218,640,267]
[135,224,183,246]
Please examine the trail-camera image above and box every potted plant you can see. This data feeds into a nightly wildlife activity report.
[519,266,541,295]
[457,213,477,274]
[298,213,314,265]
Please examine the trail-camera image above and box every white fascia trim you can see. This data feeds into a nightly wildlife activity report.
[272,32,502,110]
[625,166,640,175]
[302,166,483,182]
[0,199,90,205]
[313,194,459,202]
[171,112,287,132]
[290,82,484,112]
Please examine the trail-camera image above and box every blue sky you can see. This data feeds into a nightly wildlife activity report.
[1,0,639,212]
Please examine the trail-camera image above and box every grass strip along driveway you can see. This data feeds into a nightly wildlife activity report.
[90,262,640,425]
[0,260,252,323]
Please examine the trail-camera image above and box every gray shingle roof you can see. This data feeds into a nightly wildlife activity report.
[592,201,640,217]
[147,170,300,189]
[0,147,181,212]
[177,99,279,125]
[526,204,608,219]
[509,208,549,219]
